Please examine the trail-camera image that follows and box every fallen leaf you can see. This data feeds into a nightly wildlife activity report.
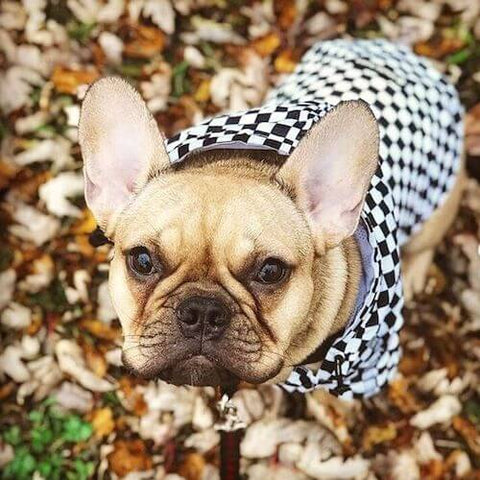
[445,450,472,478]
[388,378,421,414]
[0,160,20,190]
[124,24,166,59]
[90,407,115,438]
[419,460,445,480]
[275,0,297,30]
[51,66,99,94]
[178,452,206,480]
[38,171,84,218]
[83,343,108,378]
[274,49,297,73]
[55,339,116,392]
[119,377,148,416]
[55,381,94,413]
[194,79,211,103]
[398,344,428,376]
[410,395,461,429]
[452,416,480,457]
[70,209,97,235]
[252,32,281,57]
[80,319,120,341]
[362,422,397,451]
[0,382,15,401]
[107,439,153,477]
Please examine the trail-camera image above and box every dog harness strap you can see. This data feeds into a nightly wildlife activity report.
[165,39,464,398]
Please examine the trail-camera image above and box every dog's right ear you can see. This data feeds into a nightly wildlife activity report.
[79,77,170,232]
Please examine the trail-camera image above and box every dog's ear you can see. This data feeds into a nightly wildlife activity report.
[78,77,170,231]
[277,100,379,253]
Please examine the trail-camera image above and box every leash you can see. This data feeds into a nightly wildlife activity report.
[215,385,245,480]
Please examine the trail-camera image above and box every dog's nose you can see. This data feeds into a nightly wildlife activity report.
[177,296,230,339]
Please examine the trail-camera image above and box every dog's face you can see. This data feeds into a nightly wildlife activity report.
[79,78,378,386]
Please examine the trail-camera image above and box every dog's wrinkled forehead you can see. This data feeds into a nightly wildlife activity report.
[115,170,311,272]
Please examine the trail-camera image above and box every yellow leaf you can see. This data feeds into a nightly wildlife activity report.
[80,319,120,341]
[71,210,97,235]
[91,407,115,438]
[194,79,211,103]
[51,66,99,95]
[274,49,297,73]
[362,422,397,451]
[252,32,281,57]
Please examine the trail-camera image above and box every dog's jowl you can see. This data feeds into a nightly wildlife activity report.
[79,39,464,399]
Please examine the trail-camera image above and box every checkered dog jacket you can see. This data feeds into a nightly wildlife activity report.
[165,39,464,398]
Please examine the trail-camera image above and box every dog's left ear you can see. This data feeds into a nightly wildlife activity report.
[79,77,170,232]
[277,100,379,253]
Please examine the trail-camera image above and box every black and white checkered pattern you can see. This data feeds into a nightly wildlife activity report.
[166,39,464,399]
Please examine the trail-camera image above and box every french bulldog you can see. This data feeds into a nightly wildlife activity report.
[78,39,465,396]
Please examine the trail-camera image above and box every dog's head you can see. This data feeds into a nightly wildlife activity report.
[79,78,378,387]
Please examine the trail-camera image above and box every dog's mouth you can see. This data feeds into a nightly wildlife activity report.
[157,355,239,387]
[123,346,283,387]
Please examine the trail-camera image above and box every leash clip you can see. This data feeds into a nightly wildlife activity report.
[214,394,246,432]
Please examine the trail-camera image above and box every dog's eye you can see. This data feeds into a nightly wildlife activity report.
[127,247,156,276]
[255,258,289,285]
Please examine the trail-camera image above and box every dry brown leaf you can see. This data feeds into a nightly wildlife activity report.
[275,0,297,30]
[178,452,206,480]
[398,344,428,377]
[91,42,106,69]
[466,104,480,156]
[124,25,166,59]
[107,439,153,477]
[90,407,115,438]
[453,416,480,457]
[414,37,465,59]
[83,343,108,378]
[466,105,480,135]
[388,378,421,414]
[9,171,51,203]
[420,460,445,480]
[464,470,480,480]
[51,66,99,95]
[119,376,148,416]
[0,161,19,190]
[445,450,473,478]
[0,382,15,401]
[131,393,148,417]
[252,32,281,57]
